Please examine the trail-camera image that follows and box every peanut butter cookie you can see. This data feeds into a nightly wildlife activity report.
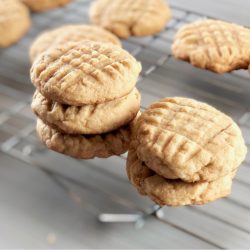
[32,88,140,134]
[30,25,121,62]
[135,97,247,182]
[90,0,171,38]
[21,0,71,12]
[36,118,137,159]
[127,148,235,206]
[31,41,141,105]
[0,0,31,48]
[172,19,250,73]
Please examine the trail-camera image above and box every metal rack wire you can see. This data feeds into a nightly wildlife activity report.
[0,0,250,247]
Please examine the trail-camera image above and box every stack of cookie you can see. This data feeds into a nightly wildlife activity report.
[30,40,142,159]
[127,97,247,206]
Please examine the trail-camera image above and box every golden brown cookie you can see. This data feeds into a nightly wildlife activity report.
[135,97,247,182]
[90,0,171,38]
[31,41,141,105]
[127,148,235,206]
[172,19,250,73]
[30,25,121,62]
[32,88,141,134]
[36,117,137,159]
[0,0,31,48]
[21,0,71,12]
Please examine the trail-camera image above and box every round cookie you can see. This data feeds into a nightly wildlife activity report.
[90,0,171,38]
[31,41,141,105]
[127,148,235,206]
[135,97,247,182]
[21,0,71,12]
[172,19,250,73]
[0,0,31,48]
[30,25,121,62]
[36,117,137,159]
[32,88,141,134]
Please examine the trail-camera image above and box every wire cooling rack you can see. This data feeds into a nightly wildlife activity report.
[0,0,250,248]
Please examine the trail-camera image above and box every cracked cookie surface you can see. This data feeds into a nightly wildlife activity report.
[126,148,235,206]
[172,19,250,73]
[30,25,121,62]
[32,88,140,134]
[21,0,71,12]
[90,0,171,38]
[0,0,31,47]
[31,41,141,105]
[36,117,137,159]
[135,97,247,182]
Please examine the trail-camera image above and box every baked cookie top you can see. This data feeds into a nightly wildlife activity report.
[135,97,247,182]
[31,41,141,105]
[0,0,31,47]
[21,0,71,12]
[0,0,29,22]
[127,148,235,206]
[37,118,136,159]
[172,19,250,73]
[30,25,121,62]
[90,0,171,38]
[32,88,140,134]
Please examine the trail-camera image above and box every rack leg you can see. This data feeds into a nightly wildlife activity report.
[98,204,163,228]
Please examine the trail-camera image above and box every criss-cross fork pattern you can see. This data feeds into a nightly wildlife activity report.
[0,0,250,248]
